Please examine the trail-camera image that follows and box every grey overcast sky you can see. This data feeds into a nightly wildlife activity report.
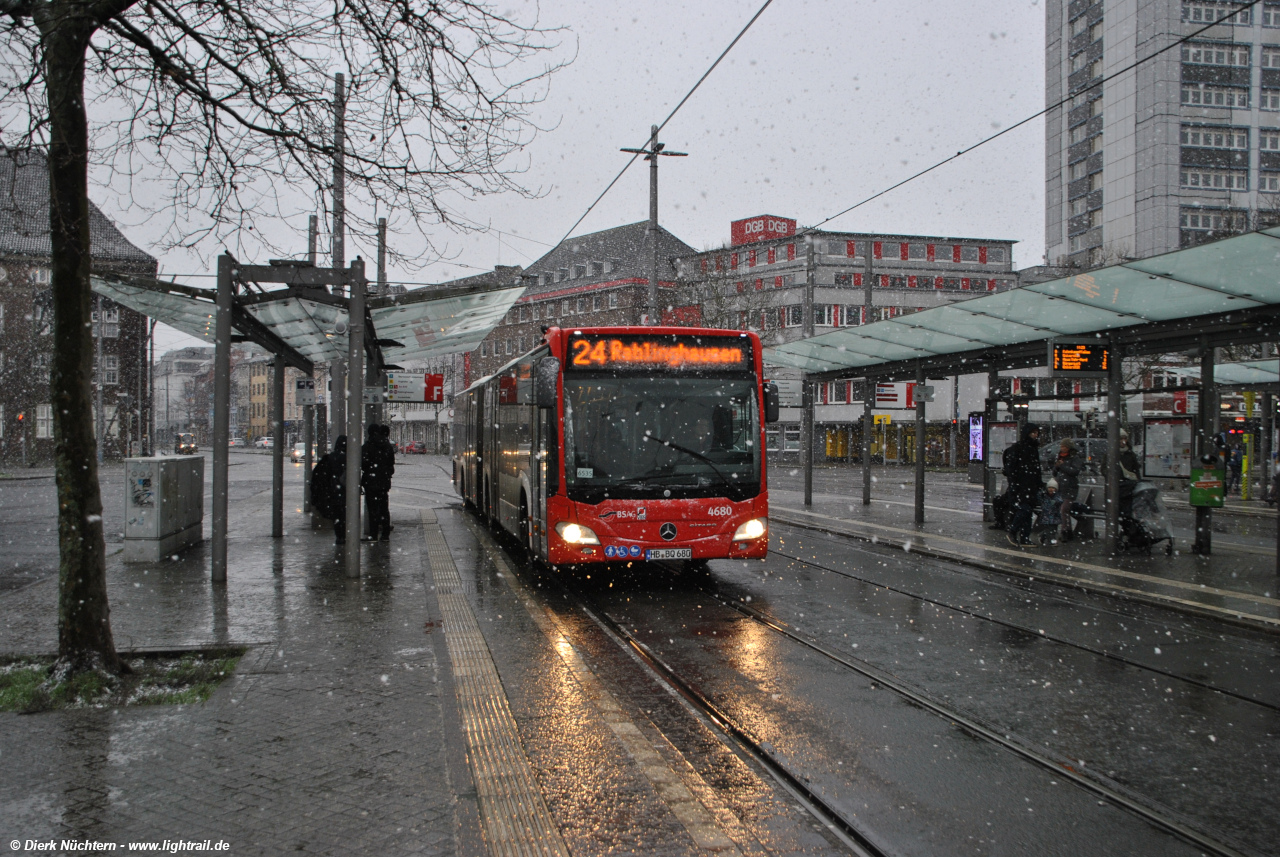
[116,0,1048,354]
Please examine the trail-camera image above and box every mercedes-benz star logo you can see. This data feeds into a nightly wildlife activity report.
[659,523,677,541]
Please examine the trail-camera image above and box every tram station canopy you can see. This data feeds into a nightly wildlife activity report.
[764,228,1280,379]
[1170,359,1280,387]
[92,273,525,368]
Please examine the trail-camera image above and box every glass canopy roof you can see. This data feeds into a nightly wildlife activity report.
[92,277,525,366]
[765,228,1280,375]
[1169,359,1279,387]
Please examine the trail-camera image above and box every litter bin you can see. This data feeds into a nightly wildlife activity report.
[123,455,204,562]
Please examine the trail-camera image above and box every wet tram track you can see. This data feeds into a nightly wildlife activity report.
[551,568,1246,857]
[457,521,1248,857]
[760,530,1280,713]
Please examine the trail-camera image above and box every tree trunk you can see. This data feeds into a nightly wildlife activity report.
[38,2,119,674]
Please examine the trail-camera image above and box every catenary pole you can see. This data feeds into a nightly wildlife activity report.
[330,72,347,446]
[802,235,815,507]
[344,259,366,577]
[621,126,685,326]
[211,255,233,582]
[303,215,317,511]
[1194,342,1217,554]
[984,365,997,522]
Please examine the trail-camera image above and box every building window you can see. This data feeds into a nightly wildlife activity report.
[1265,3,1280,26]
[815,304,834,326]
[829,382,848,404]
[591,261,604,276]
[907,243,926,260]
[36,404,52,439]
[1263,47,1280,68]
[591,294,601,311]
[1069,14,1090,37]
[1180,125,1249,148]
[1070,50,1091,73]
[785,305,803,327]
[1259,172,1280,191]
[1262,90,1280,110]
[30,267,50,284]
[480,342,488,357]
[1069,197,1088,216]
[988,247,1006,263]
[1180,207,1248,231]
[576,297,587,313]
[1262,130,1280,150]
[960,246,979,262]
[1182,2,1251,25]
[1181,168,1248,189]
[0,304,4,334]
[843,306,863,326]
[1181,85,1249,107]
[1068,160,1091,181]
[1181,43,1251,67]
[608,292,618,309]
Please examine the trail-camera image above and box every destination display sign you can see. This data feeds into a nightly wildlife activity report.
[566,335,751,371]
[1049,342,1110,377]
[386,372,445,403]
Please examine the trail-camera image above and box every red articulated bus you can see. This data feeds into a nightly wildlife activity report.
[452,326,780,568]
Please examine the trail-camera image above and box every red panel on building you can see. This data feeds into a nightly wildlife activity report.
[987,279,997,290]
[662,305,703,325]
[935,277,944,289]
[880,275,889,287]
[730,215,797,246]
[853,273,862,287]
[899,243,909,260]
[907,276,917,288]
[846,240,858,257]
[952,245,961,263]
[979,246,988,264]
[755,278,764,291]
[873,241,883,259]
[748,250,757,267]
[774,276,782,288]
[787,243,796,261]
[767,248,776,264]
[961,278,970,290]
[730,252,739,269]
[927,244,935,262]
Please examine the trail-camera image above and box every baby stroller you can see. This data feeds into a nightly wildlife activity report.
[1118,481,1174,554]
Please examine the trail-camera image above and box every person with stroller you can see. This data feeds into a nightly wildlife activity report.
[1052,438,1085,541]
[1004,423,1044,547]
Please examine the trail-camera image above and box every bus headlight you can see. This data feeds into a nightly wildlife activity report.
[733,518,767,540]
[555,521,600,545]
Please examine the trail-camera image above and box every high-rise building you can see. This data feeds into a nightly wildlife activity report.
[1046,0,1280,267]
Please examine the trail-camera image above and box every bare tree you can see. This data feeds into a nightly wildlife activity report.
[0,0,564,676]
[673,260,784,338]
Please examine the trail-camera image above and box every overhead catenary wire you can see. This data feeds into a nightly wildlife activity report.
[805,0,1264,236]
[552,0,775,248]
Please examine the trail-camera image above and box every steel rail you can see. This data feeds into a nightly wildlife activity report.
[763,540,1280,712]
[679,572,1251,857]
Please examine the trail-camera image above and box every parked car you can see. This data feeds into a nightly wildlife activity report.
[175,433,198,455]
[400,441,425,454]
[290,442,307,463]
[228,437,246,448]
[254,436,273,449]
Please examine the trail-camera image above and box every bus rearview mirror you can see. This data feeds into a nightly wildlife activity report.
[764,381,780,424]
[535,357,560,407]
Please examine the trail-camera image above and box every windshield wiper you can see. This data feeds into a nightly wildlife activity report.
[641,434,741,497]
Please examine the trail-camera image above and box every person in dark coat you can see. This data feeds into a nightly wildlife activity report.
[1053,438,1085,540]
[1004,423,1044,547]
[311,435,349,543]
[361,424,396,540]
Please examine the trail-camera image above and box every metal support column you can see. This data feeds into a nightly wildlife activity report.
[303,403,314,512]
[1194,345,1217,554]
[271,354,285,539]
[344,260,366,577]
[915,365,926,526]
[1105,346,1122,553]
[1260,390,1273,502]
[862,380,872,505]
[802,377,814,507]
[211,255,233,582]
[983,366,996,521]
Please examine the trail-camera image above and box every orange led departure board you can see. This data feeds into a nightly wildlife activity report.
[1049,342,1110,377]
[567,335,750,371]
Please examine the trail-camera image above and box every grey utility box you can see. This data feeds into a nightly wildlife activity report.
[123,455,204,562]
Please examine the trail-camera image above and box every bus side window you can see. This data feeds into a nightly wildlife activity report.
[543,409,559,495]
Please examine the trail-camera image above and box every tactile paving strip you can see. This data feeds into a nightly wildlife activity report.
[420,508,570,857]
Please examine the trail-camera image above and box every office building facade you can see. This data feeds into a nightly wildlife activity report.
[1047,0,1280,266]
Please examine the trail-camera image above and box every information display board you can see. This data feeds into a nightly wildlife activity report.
[968,414,984,462]
[386,372,445,403]
[988,421,1019,472]
[1189,466,1225,507]
[1049,342,1111,378]
[1143,417,1193,478]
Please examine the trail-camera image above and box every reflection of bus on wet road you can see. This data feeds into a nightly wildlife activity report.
[453,327,779,568]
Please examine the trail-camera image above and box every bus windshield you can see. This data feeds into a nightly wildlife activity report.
[563,375,761,502]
